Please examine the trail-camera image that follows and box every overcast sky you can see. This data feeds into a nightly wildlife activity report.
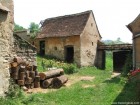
[14,0,140,43]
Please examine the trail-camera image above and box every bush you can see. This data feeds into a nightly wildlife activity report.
[37,55,78,74]
[62,63,77,74]
[122,53,132,77]
[6,79,24,98]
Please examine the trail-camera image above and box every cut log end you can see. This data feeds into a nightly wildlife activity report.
[52,75,68,88]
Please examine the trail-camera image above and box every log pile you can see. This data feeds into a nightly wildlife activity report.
[39,70,68,89]
[9,57,68,90]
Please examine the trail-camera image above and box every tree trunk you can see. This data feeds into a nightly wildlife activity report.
[52,75,68,88]
[39,69,64,80]
[41,78,53,88]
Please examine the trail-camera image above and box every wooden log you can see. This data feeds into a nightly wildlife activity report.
[25,71,30,77]
[11,73,18,80]
[39,72,46,80]
[11,62,18,67]
[13,57,23,64]
[18,80,24,86]
[19,72,25,80]
[34,81,40,88]
[25,77,32,84]
[33,65,37,71]
[41,78,53,88]
[39,69,64,80]
[20,61,26,66]
[29,71,35,78]
[11,67,19,74]
[34,76,40,82]
[35,70,38,76]
[19,65,26,72]
[52,75,68,88]
[26,66,32,71]
[13,57,17,62]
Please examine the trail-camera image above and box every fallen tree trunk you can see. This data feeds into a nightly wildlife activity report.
[39,69,64,80]
[52,75,68,88]
[41,78,53,88]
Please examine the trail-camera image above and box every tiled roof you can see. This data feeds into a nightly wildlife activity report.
[36,10,92,38]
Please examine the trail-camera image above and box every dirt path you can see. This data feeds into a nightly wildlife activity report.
[26,75,95,94]
[111,72,121,78]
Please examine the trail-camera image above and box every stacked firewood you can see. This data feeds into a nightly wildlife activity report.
[10,57,40,89]
[9,57,68,90]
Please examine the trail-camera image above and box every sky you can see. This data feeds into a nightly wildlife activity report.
[14,0,140,43]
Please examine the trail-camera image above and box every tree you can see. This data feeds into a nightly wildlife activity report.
[14,23,25,31]
[114,37,124,44]
[28,22,40,38]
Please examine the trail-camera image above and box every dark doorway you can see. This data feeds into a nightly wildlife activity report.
[65,46,74,63]
[113,51,132,72]
[39,41,45,56]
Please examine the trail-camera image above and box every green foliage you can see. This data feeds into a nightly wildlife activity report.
[103,37,125,45]
[37,55,77,74]
[14,23,25,31]
[122,53,132,76]
[61,63,77,74]
[6,79,24,98]
[28,22,40,39]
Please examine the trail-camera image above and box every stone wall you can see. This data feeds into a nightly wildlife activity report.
[13,34,37,65]
[0,0,14,96]
[14,30,31,42]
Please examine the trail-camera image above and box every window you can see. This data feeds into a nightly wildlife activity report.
[92,42,94,46]
[91,23,93,27]
[54,47,57,50]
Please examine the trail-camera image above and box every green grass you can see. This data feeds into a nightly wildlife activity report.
[0,55,139,105]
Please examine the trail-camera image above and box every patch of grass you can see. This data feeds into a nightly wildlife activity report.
[0,55,139,105]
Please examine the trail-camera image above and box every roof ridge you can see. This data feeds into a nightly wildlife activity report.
[43,10,92,22]
[128,14,140,25]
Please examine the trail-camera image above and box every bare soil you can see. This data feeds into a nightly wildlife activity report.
[26,75,95,94]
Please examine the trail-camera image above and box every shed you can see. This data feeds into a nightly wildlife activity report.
[35,10,101,66]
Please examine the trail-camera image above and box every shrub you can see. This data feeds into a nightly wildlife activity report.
[122,53,132,77]
[62,63,77,74]
[6,79,24,98]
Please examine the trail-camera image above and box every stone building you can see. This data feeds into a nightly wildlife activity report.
[0,0,14,96]
[35,10,101,66]
[14,30,31,42]
[127,14,140,69]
